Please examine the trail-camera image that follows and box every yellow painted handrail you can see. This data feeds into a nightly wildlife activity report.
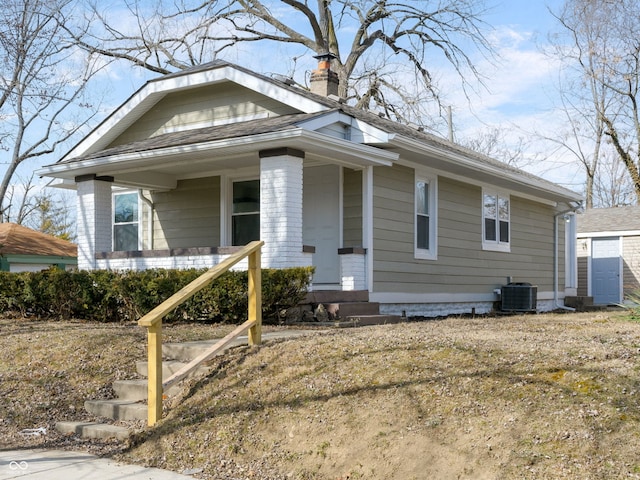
[138,240,264,426]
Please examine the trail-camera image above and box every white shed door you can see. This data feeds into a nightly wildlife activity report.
[303,165,340,285]
[592,237,621,305]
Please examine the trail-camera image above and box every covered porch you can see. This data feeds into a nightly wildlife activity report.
[49,129,396,291]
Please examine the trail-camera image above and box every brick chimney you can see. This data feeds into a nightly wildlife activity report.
[310,53,339,98]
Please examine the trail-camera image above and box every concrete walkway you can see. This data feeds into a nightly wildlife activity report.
[0,449,195,479]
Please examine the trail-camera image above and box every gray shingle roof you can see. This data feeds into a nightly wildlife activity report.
[577,207,640,233]
[61,112,323,163]
[57,60,581,201]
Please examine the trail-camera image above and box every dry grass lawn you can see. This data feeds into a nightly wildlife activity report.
[1,311,640,479]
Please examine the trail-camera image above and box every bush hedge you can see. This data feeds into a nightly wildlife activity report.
[0,267,313,323]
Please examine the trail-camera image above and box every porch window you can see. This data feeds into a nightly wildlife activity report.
[113,191,139,251]
[483,191,510,251]
[415,174,437,260]
[232,179,260,245]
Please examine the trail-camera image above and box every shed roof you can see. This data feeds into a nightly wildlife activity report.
[577,207,640,233]
[0,223,77,257]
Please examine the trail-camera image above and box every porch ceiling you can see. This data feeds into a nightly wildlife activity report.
[38,129,398,190]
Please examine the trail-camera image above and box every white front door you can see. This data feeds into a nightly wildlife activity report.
[303,165,341,285]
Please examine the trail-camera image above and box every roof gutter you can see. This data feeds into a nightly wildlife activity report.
[37,129,398,181]
[554,203,582,312]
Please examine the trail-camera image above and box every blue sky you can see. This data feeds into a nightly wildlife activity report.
[19,0,581,195]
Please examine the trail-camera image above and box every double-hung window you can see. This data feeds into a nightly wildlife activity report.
[483,191,510,251]
[415,174,437,260]
[113,191,140,251]
[231,179,260,246]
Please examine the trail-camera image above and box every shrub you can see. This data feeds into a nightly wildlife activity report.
[0,266,313,324]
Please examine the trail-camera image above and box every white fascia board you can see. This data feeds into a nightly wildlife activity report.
[296,111,392,144]
[64,65,330,161]
[38,129,398,179]
[295,130,397,166]
[391,135,582,205]
[578,230,640,238]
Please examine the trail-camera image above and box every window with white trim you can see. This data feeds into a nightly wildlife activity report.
[113,191,140,251]
[483,191,510,251]
[415,174,437,260]
[231,179,260,246]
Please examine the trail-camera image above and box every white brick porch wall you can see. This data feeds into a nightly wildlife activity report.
[260,151,309,269]
[76,177,112,270]
[96,255,248,271]
[340,251,367,291]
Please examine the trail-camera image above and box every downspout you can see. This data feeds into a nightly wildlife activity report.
[139,190,154,250]
[554,205,580,311]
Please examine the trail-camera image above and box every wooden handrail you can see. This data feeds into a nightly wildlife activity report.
[139,241,264,328]
[138,240,264,426]
[162,318,257,390]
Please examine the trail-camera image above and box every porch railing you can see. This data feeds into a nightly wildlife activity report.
[138,240,264,426]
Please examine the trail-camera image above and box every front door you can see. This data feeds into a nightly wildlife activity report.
[303,165,340,286]
[591,237,621,305]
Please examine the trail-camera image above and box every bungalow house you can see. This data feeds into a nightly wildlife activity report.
[576,207,640,305]
[36,59,582,317]
[0,223,77,272]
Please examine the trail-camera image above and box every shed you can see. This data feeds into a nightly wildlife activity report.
[576,207,640,304]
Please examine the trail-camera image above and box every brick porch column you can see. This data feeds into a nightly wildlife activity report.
[75,175,113,270]
[259,148,306,268]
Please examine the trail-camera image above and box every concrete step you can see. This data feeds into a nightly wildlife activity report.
[162,337,248,362]
[136,360,211,381]
[84,399,147,421]
[55,421,130,441]
[325,302,380,318]
[304,290,369,304]
[113,379,182,400]
[112,379,148,401]
[564,296,595,310]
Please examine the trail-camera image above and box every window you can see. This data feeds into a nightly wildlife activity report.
[415,175,437,260]
[232,179,260,245]
[113,192,139,251]
[483,191,510,251]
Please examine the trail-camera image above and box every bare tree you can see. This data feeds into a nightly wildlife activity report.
[2,174,40,224]
[1,174,75,239]
[593,152,635,208]
[0,0,99,218]
[554,0,640,205]
[70,0,493,127]
[461,126,535,169]
[29,191,76,241]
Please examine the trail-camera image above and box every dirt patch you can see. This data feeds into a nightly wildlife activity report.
[2,312,640,479]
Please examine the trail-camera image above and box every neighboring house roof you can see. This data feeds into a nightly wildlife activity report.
[577,207,640,234]
[0,223,77,257]
[38,60,582,205]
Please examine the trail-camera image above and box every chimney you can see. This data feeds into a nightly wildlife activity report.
[310,53,339,98]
